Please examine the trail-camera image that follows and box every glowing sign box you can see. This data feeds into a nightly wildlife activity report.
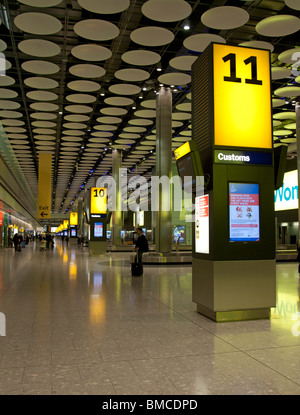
[195,194,209,254]
[229,183,260,242]
[213,44,272,149]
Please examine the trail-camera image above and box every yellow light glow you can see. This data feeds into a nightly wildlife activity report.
[174,141,191,160]
[63,220,69,229]
[70,212,78,226]
[213,44,272,149]
[90,187,107,215]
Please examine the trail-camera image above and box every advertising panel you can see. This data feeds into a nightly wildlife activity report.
[229,183,260,242]
[195,194,209,254]
[94,222,103,238]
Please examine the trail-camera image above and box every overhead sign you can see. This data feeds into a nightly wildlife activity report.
[274,170,298,211]
[213,44,272,149]
[70,212,78,226]
[174,142,191,160]
[63,220,69,229]
[90,187,107,215]
[37,153,52,219]
[214,150,273,166]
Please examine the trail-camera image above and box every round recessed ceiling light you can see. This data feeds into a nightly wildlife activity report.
[278,47,300,64]
[0,100,20,110]
[65,105,93,114]
[142,0,191,22]
[66,94,96,104]
[30,102,59,112]
[26,90,58,101]
[274,86,300,97]
[14,12,62,35]
[0,40,7,52]
[201,6,249,30]
[67,80,100,92]
[0,76,15,87]
[0,89,18,99]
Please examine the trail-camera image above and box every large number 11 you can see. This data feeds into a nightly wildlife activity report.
[222,53,263,85]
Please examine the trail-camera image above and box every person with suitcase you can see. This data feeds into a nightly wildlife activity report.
[132,228,148,276]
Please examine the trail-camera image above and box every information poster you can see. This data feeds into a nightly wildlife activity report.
[229,183,260,242]
[195,194,209,254]
[94,222,103,238]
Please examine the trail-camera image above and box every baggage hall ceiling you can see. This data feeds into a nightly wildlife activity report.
[0,0,299,214]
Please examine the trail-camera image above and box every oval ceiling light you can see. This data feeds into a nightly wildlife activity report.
[67,80,100,92]
[64,114,89,122]
[142,0,191,22]
[129,118,153,126]
[104,96,134,106]
[274,86,300,97]
[18,0,63,6]
[285,0,300,10]
[130,27,174,47]
[0,110,23,118]
[71,44,112,61]
[122,50,160,66]
[69,63,106,79]
[272,98,286,108]
[114,68,150,82]
[183,33,225,52]
[201,6,249,30]
[96,116,122,124]
[26,90,58,101]
[78,0,130,14]
[21,60,60,75]
[100,107,127,116]
[273,111,296,119]
[109,83,141,95]
[271,67,292,80]
[134,110,156,118]
[0,100,20,110]
[66,94,96,104]
[18,39,60,58]
[239,40,274,52]
[65,105,93,113]
[30,112,57,120]
[74,19,119,41]
[0,76,15,87]
[31,121,56,128]
[176,102,191,112]
[30,102,59,112]
[14,12,62,35]
[169,55,197,71]
[63,122,87,130]
[24,77,58,90]
[278,47,300,64]
[256,15,300,37]
[0,89,17,99]
[158,72,191,85]
[0,40,7,52]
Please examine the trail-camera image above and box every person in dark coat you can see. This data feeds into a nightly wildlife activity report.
[13,233,20,251]
[135,228,148,264]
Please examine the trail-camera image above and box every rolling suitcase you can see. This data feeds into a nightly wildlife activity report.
[16,243,22,252]
[131,255,143,277]
[21,241,25,248]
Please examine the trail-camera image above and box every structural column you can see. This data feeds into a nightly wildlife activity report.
[111,149,122,246]
[155,86,173,253]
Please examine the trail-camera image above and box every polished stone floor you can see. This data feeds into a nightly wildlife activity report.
[0,240,300,395]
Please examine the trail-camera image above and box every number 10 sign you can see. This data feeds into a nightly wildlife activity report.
[90,187,107,215]
[212,44,272,150]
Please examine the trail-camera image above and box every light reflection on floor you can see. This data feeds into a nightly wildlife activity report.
[0,241,300,395]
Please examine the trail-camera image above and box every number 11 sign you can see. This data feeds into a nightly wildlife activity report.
[213,44,272,150]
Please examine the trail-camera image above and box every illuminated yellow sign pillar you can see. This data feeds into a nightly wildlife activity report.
[89,187,107,256]
[191,43,276,322]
